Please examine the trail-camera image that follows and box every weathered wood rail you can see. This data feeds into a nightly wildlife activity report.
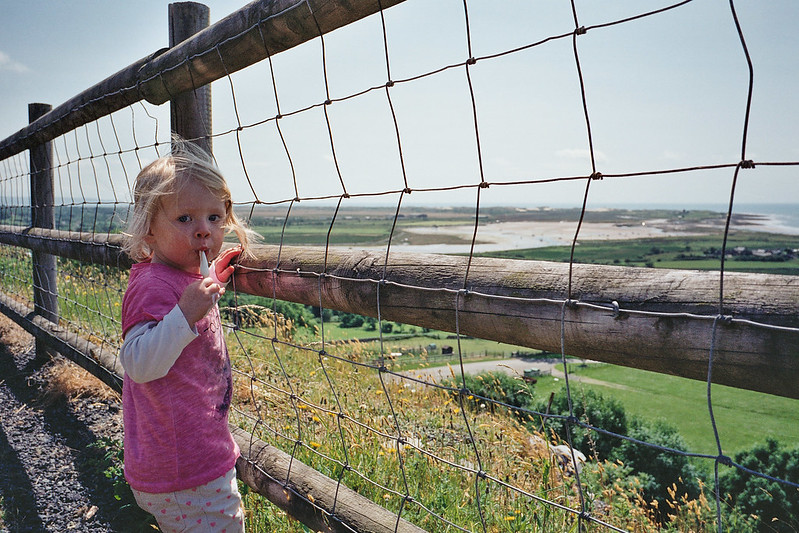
[1,226,796,399]
[233,244,799,400]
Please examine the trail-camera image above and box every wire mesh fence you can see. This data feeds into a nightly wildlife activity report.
[0,0,798,531]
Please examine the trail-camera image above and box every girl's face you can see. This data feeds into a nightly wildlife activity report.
[145,178,227,274]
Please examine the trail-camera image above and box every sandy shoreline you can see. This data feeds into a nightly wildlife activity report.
[344,213,798,255]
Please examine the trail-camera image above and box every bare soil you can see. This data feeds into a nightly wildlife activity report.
[0,314,146,532]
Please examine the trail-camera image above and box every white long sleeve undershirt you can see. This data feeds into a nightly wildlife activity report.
[119,305,198,384]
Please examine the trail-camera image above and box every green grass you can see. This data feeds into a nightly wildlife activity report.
[536,363,799,457]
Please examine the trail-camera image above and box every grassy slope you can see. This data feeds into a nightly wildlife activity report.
[532,364,799,458]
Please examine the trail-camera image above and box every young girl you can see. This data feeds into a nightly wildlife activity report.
[120,140,254,532]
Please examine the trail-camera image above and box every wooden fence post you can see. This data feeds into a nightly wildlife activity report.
[28,103,58,359]
[169,2,212,154]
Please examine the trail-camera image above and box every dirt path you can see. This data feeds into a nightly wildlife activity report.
[0,314,146,532]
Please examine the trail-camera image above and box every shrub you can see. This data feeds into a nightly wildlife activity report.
[720,438,799,532]
[448,371,536,412]
[339,312,365,328]
[538,388,704,518]
[220,293,314,327]
[537,388,628,461]
[610,418,701,512]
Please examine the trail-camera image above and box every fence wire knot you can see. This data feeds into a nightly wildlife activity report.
[741,159,755,169]
[717,454,733,467]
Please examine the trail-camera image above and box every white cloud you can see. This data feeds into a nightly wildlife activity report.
[0,51,29,73]
[555,148,608,163]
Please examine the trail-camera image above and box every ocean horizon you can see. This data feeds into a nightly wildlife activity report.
[606,203,799,233]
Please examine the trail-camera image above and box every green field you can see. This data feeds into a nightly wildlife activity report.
[529,363,799,458]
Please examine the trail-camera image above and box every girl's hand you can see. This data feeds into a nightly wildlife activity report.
[211,246,242,285]
[178,278,224,328]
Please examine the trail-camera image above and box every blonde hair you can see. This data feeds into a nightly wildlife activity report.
[123,138,257,262]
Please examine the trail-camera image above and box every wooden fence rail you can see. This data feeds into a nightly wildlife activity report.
[1,226,796,399]
[0,0,408,162]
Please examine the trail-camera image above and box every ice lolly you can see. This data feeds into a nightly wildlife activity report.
[199,250,211,277]
[200,250,220,304]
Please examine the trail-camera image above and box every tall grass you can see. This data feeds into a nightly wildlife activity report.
[225,308,733,531]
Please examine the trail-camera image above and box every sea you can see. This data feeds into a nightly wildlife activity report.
[616,203,799,236]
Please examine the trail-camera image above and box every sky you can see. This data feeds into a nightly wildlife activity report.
[1,0,798,210]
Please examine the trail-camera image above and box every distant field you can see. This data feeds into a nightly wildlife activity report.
[242,205,730,247]
[478,233,799,275]
[313,321,527,362]
[313,319,799,456]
